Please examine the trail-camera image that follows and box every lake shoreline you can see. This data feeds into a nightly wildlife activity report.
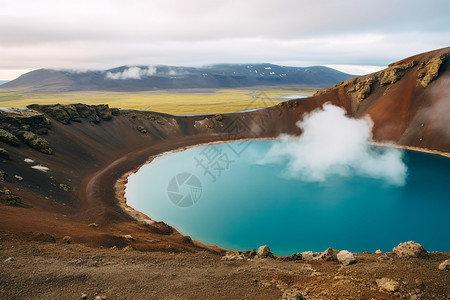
[116,137,450,253]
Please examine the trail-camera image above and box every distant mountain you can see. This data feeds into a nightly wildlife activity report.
[0,64,355,92]
[0,80,8,85]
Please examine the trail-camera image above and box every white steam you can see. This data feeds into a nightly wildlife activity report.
[261,104,407,186]
[105,66,157,80]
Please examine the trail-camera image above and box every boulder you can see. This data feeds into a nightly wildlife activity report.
[376,277,400,292]
[257,245,271,257]
[62,236,72,244]
[375,249,383,254]
[337,250,356,266]
[300,251,314,261]
[318,247,337,261]
[438,259,450,270]
[393,241,427,258]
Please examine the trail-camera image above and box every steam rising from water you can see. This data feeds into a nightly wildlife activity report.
[261,104,407,186]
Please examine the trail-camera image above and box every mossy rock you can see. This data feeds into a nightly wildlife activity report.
[63,105,82,122]
[417,53,449,87]
[41,105,71,124]
[74,104,100,123]
[0,129,19,146]
[20,131,53,155]
[0,189,23,206]
[137,126,147,134]
[215,114,224,121]
[348,77,376,102]
[95,104,112,121]
[111,108,120,116]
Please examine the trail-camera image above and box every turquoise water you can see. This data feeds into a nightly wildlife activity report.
[125,140,450,255]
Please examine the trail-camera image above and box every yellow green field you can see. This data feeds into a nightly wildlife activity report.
[0,88,316,114]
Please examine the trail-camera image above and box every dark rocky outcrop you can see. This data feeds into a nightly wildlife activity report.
[0,129,19,146]
[19,131,52,155]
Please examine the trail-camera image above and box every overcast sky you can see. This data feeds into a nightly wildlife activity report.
[1,0,449,79]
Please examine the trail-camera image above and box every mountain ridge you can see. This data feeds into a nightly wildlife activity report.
[0,64,354,92]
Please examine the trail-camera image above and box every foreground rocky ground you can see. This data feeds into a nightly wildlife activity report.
[1,233,449,300]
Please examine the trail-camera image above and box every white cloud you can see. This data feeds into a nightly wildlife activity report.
[259,104,407,186]
[105,66,157,80]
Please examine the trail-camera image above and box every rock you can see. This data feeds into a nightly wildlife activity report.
[64,105,82,122]
[0,129,20,146]
[375,249,383,254]
[319,247,337,261]
[337,250,356,266]
[377,252,396,262]
[0,148,9,159]
[245,249,257,258]
[95,104,112,121]
[81,292,88,300]
[74,104,100,123]
[257,245,271,257]
[94,296,107,300]
[62,236,72,244]
[19,131,52,154]
[393,241,427,258]
[40,105,72,124]
[417,53,449,87]
[137,125,147,133]
[14,175,23,181]
[379,61,417,86]
[300,251,314,261]
[438,259,450,270]
[111,108,120,116]
[88,222,98,228]
[281,288,305,300]
[376,277,400,292]
[4,257,14,262]
[121,234,134,241]
[222,251,246,261]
